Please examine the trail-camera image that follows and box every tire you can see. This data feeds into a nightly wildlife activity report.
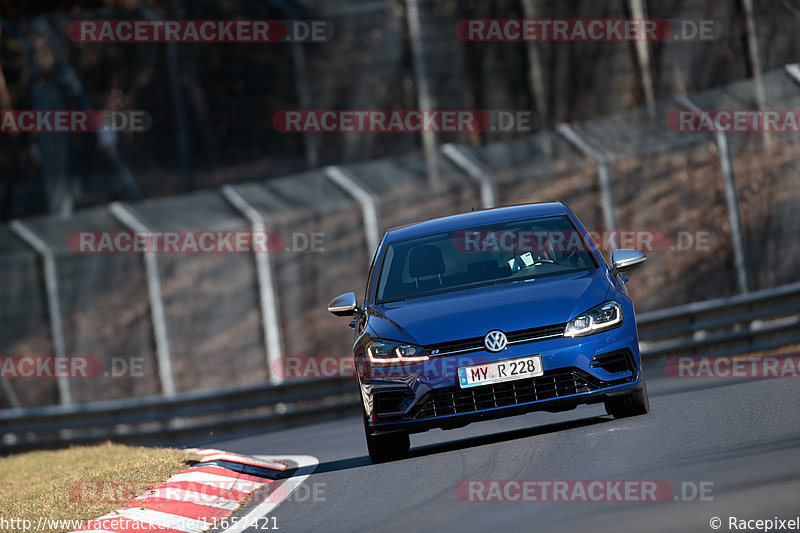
[363,413,410,463]
[605,380,650,419]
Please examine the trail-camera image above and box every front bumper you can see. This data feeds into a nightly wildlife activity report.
[360,323,643,436]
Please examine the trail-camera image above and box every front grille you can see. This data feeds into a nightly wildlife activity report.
[506,324,565,343]
[412,368,598,419]
[425,323,565,356]
[426,336,484,355]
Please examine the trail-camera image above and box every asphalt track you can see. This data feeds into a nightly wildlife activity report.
[213,360,800,533]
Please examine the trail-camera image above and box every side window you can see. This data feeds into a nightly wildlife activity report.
[364,248,380,305]
[375,246,395,302]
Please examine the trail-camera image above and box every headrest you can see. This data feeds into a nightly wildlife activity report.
[408,244,445,278]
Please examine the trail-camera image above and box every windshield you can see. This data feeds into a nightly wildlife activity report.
[375,215,598,303]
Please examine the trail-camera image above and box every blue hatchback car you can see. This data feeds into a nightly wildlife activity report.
[329,202,649,462]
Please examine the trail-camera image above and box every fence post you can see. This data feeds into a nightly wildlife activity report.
[9,220,72,406]
[678,95,750,294]
[740,0,770,146]
[324,166,381,258]
[628,0,656,119]
[556,124,619,232]
[405,0,440,187]
[108,203,178,395]
[520,0,553,156]
[221,186,285,385]
[441,144,496,209]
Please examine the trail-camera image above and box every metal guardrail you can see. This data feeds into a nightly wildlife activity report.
[637,280,800,358]
[2,280,799,453]
[0,378,361,454]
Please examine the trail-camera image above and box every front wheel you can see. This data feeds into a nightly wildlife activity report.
[605,380,650,419]
[363,413,410,463]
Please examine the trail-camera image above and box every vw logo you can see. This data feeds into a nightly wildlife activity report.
[484,330,508,352]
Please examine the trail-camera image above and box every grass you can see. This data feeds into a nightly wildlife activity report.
[0,442,200,532]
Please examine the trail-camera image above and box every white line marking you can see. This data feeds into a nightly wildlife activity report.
[219,455,319,533]
[171,464,262,477]
[199,453,287,470]
[166,472,265,492]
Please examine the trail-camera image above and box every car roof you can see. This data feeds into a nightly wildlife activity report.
[384,202,568,243]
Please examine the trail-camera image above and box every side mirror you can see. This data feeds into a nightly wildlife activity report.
[328,292,360,317]
[611,249,646,274]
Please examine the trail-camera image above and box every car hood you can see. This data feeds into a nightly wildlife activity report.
[368,269,611,345]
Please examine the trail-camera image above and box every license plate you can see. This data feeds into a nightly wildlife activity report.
[457,355,544,388]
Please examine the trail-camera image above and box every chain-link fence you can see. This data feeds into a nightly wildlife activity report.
[4,0,800,218]
[3,0,800,409]
[2,64,800,410]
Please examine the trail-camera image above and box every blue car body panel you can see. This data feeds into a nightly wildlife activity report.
[350,202,645,436]
[369,269,612,345]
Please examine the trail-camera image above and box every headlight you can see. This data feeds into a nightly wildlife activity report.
[367,340,429,365]
[564,301,623,337]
